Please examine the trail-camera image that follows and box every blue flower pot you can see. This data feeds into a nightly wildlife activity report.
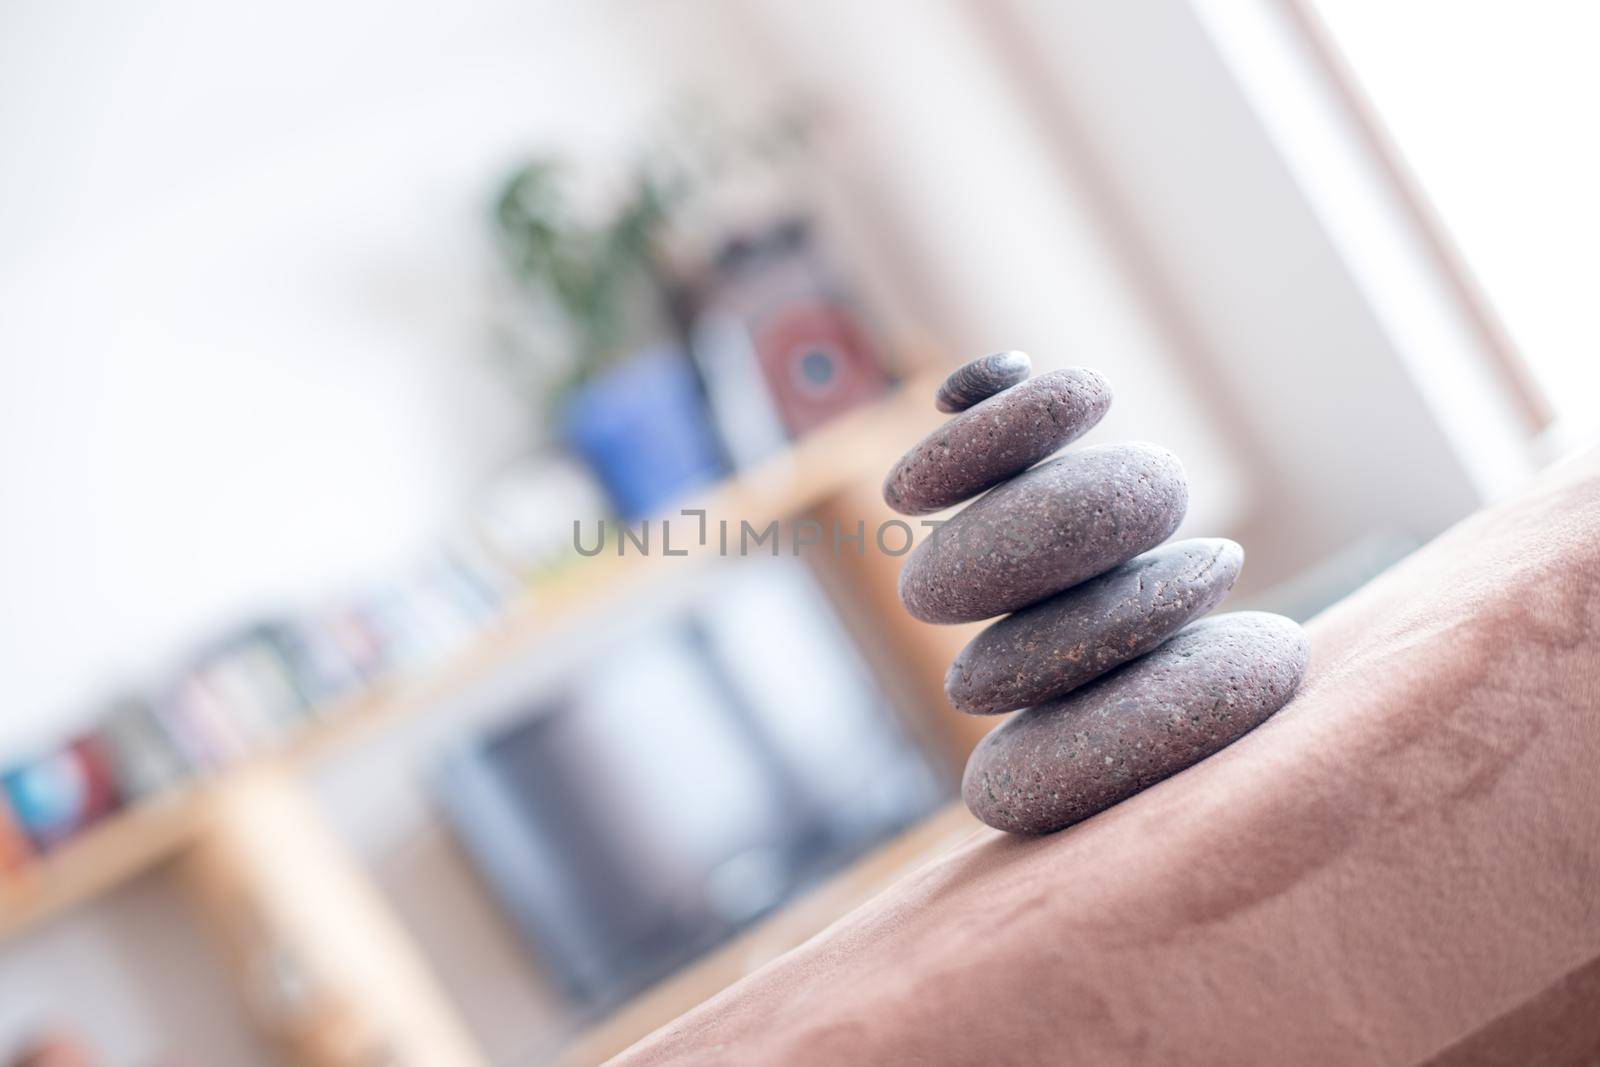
[563,345,727,521]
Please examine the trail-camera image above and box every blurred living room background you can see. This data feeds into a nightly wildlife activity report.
[1,1,1594,1064]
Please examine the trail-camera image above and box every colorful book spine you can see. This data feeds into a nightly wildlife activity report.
[91,694,193,802]
[166,673,251,768]
[196,655,282,748]
[322,607,388,685]
[219,635,311,733]
[259,619,362,711]
[1,736,121,851]
[442,534,525,612]
[430,548,510,626]
[355,588,438,671]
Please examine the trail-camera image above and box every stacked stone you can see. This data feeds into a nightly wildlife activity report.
[885,353,1308,835]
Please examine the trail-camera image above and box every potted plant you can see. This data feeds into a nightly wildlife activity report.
[492,159,725,521]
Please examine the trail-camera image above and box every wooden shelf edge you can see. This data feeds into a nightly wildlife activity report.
[0,794,208,941]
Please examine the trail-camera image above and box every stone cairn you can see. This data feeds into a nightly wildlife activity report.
[885,352,1309,834]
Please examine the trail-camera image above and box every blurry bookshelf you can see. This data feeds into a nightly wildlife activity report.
[0,111,980,1067]
[0,368,946,942]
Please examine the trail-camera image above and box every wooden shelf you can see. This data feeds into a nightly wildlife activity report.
[0,377,946,944]
[0,794,208,941]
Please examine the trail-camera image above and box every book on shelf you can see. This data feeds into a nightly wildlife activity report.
[91,694,193,803]
[229,628,317,722]
[439,535,524,614]
[751,298,889,436]
[691,308,791,470]
[257,618,365,713]
[422,547,508,627]
[0,736,121,851]
[321,606,388,685]
[145,678,222,776]
[354,588,441,673]
[691,219,894,469]
[393,570,480,654]
[195,650,290,747]
[163,673,250,769]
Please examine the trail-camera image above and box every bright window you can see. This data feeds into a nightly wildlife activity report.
[1309,0,1600,432]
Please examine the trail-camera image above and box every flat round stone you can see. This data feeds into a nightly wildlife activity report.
[946,538,1243,715]
[898,442,1188,624]
[962,611,1309,835]
[884,368,1111,516]
[935,350,1033,413]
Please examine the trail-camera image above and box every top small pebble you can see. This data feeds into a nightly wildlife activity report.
[935,351,1032,413]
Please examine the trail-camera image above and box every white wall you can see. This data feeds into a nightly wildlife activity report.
[0,0,666,755]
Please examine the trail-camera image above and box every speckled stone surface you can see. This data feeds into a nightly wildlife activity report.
[962,611,1308,834]
[934,351,1033,413]
[884,368,1112,516]
[946,538,1243,715]
[897,442,1189,623]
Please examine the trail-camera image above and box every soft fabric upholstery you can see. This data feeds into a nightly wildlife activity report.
[613,448,1600,1066]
